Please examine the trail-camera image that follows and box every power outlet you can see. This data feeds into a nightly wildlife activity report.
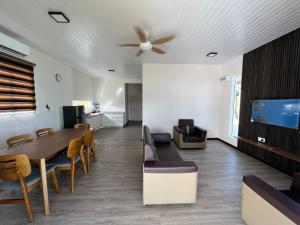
[258,137,266,143]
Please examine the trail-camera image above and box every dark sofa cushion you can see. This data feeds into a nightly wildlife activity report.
[144,161,198,173]
[156,142,183,162]
[143,126,158,161]
[185,135,203,143]
[143,125,199,174]
[151,133,171,145]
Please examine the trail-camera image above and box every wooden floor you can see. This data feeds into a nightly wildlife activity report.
[0,122,292,225]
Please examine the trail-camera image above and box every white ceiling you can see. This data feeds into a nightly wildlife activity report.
[0,0,300,79]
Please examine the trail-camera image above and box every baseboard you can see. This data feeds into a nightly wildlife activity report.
[216,138,238,149]
[207,137,238,149]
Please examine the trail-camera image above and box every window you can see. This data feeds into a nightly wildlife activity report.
[72,100,92,113]
[231,76,241,138]
[0,52,36,112]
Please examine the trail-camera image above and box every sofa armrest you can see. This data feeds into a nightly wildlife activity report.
[194,126,207,141]
[173,126,185,134]
[151,133,171,145]
[144,161,198,173]
[243,175,300,224]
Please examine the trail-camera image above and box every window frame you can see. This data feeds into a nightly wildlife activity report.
[230,75,241,138]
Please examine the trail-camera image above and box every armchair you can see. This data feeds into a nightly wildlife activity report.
[173,119,207,149]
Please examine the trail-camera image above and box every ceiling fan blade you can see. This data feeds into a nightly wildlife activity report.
[151,35,175,45]
[135,26,146,43]
[152,47,166,54]
[118,44,139,47]
[136,50,143,57]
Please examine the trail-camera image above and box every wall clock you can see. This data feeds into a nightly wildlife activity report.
[55,74,62,82]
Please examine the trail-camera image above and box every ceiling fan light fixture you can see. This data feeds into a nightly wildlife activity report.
[139,41,152,51]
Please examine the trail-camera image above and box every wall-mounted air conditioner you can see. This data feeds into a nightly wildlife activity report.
[0,32,30,57]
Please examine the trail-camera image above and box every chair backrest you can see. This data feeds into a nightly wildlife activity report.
[0,154,31,181]
[178,119,195,134]
[83,129,94,146]
[67,137,84,158]
[74,123,90,129]
[7,134,33,148]
[36,128,54,137]
[178,119,194,127]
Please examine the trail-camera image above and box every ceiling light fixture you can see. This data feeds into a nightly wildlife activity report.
[206,52,218,57]
[48,11,70,23]
[108,69,115,72]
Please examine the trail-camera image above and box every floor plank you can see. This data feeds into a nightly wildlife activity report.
[0,123,291,225]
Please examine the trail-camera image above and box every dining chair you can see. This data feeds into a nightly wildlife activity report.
[6,134,33,148]
[83,129,97,172]
[35,128,54,138]
[49,137,87,192]
[74,123,90,129]
[0,154,59,222]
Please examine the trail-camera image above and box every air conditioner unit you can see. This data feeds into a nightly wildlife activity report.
[0,32,30,57]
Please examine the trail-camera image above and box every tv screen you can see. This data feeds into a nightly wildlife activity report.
[251,99,300,129]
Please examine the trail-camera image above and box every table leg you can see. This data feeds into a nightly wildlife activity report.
[39,158,49,215]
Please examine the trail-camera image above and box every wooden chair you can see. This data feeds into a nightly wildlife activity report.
[0,154,59,222]
[35,128,54,138]
[6,134,33,148]
[49,137,87,192]
[74,123,90,129]
[83,129,97,172]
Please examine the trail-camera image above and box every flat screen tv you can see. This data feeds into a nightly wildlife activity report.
[251,99,300,129]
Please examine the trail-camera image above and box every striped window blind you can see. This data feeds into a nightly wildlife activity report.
[0,52,36,112]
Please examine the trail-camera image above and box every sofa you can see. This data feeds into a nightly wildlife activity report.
[242,174,300,225]
[173,119,207,149]
[143,125,198,205]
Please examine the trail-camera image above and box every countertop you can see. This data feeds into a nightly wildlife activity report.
[86,112,103,118]
[102,111,125,114]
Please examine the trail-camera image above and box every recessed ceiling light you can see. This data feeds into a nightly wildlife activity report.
[48,11,70,23]
[206,52,218,57]
[108,69,115,72]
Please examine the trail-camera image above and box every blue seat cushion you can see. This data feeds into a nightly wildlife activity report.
[48,154,80,168]
[0,165,56,190]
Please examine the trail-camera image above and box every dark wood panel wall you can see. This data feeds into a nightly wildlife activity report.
[238,28,300,175]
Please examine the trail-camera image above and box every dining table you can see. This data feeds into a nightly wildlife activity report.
[0,128,87,215]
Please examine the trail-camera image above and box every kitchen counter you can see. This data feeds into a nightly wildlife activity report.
[102,111,125,114]
[86,112,103,118]
[102,112,125,127]
[86,113,103,130]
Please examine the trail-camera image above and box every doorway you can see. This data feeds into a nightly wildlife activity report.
[125,83,142,124]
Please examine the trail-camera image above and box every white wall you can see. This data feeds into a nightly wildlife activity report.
[94,77,141,112]
[0,48,74,148]
[218,56,243,146]
[143,63,221,138]
[73,69,94,101]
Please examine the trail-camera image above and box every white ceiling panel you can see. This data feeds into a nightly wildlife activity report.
[0,0,299,78]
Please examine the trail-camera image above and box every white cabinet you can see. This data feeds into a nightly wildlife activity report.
[103,112,125,127]
[86,113,103,130]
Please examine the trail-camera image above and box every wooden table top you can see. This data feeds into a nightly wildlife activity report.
[0,129,86,160]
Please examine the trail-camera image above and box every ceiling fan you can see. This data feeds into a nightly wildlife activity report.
[118,27,175,57]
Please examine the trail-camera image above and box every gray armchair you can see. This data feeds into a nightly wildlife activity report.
[173,119,207,149]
